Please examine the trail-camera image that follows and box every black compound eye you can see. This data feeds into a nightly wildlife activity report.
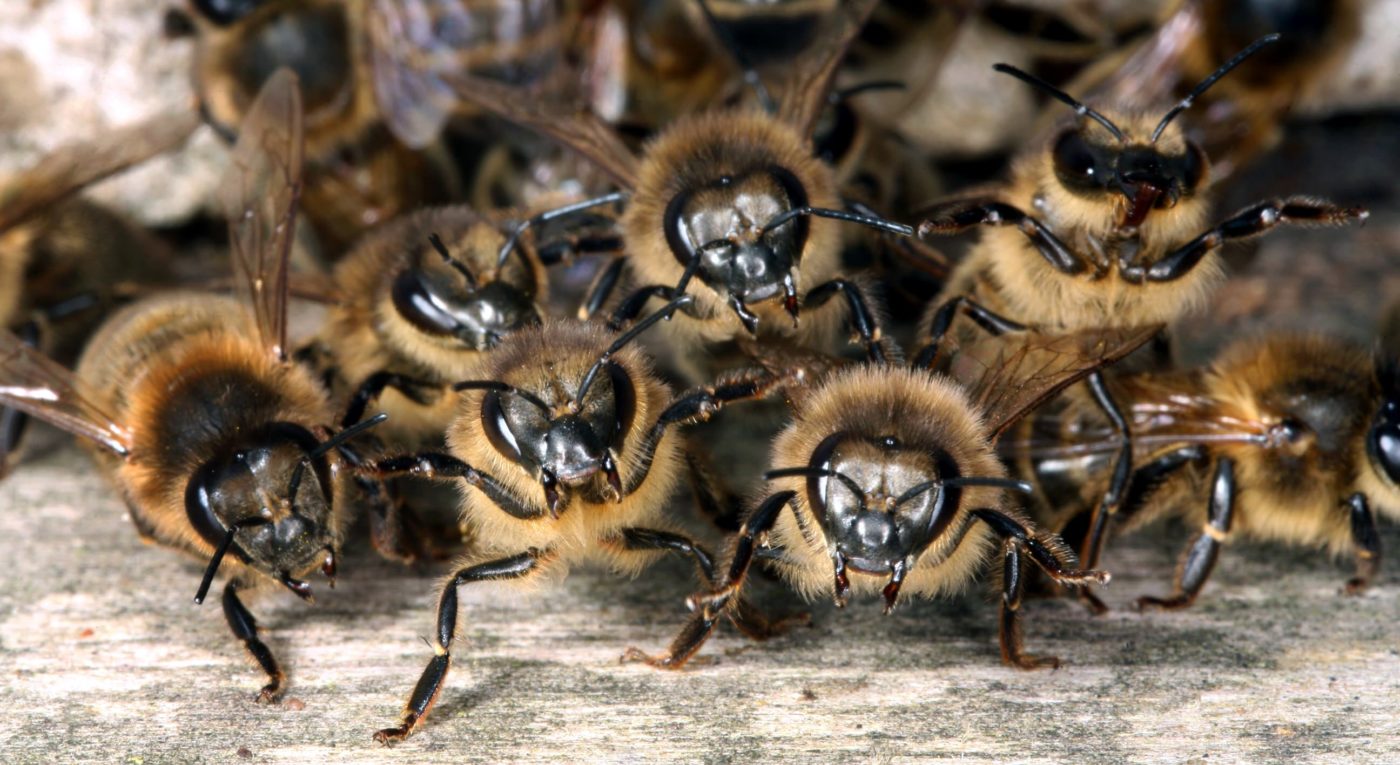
[390,268,459,338]
[1370,403,1400,486]
[1052,130,1108,192]
[1180,142,1207,192]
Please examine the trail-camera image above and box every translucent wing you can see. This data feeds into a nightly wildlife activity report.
[445,72,640,188]
[951,325,1163,440]
[774,0,882,137]
[1072,3,1199,111]
[367,0,564,149]
[0,110,198,233]
[0,331,131,456]
[220,68,304,362]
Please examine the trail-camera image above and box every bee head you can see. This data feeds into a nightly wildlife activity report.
[185,422,338,600]
[390,233,541,352]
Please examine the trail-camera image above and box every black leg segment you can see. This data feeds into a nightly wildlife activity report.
[222,582,285,703]
[1138,457,1236,611]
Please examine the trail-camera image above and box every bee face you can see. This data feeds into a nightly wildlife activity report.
[389,248,542,351]
[663,166,808,306]
[481,363,634,491]
[1050,127,1208,228]
[184,422,336,578]
[807,434,962,574]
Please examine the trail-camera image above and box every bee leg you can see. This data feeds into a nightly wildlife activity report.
[685,447,744,532]
[0,320,41,478]
[1138,457,1235,611]
[497,191,629,269]
[373,550,547,744]
[622,491,797,669]
[1343,493,1381,596]
[365,453,549,520]
[578,256,628,321]
[222,582,285,703]
[607,285,678,331]
[1130,197,1369,283]
[1073,371,1134,614]
[341,372,437,428]
[613,528,808,643]
[913,296,1027,369]
[621,369,786,495]
[972,507,1109,668]
[535,230,624,269]
[802,278,890,363]
[918,199,1084,275]
[333,442,429,563]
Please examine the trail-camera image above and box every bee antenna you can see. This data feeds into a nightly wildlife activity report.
[765,466,869,509]
[894,475,1034,508]
[832,79,907,103]
[286,413,389,515]
[428,233,477,290]
[993,63,1125,143]
[193,516,270,605]
[695,0,776,114]
[761,206,914,237]
[1152,34,1279,143]
[453,380,551,414]
[495,191,629,271]
[574,295,694,410]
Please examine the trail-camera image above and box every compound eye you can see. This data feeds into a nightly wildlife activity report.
[390,268,459,337]
[1181,141,1207,192]
[1370,404,1400,486]
[1052,130,1105,191]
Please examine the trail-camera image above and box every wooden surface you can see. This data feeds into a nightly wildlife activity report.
[2,443,1399,765]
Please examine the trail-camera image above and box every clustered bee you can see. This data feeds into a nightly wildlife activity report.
[1,0,1389,748]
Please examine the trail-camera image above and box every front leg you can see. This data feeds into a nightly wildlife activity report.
[373,549,549,744]
[622,368,787,495]
[222,581,285,703]
[1138,457,1236,611]
[365,452,547,521]
[913,296,1028,369]
[918,198,1084,275]
[1128,197,1368,283]
[341,372,438,428]
[622,491,797,669]
[802,278,891,363]
[1343,493,1381,596]
[1072,371,1134,614]
[607,284,677,331]
[971,508,1109,669]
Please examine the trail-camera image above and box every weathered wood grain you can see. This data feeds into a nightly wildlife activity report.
[2,443,1398,765]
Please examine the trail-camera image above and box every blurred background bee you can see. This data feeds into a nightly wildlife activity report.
[0,70,396,700]
[0,110,199,476]
[172,0,574,255]
[1005,333,1400,610]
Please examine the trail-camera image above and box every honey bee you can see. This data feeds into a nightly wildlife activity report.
[1003,334,1400,609]
[312,193,628,446]
[436,0,912,370]
[915,36,1368,588]
[1069,0,1361,179]
[0,110,199,476]
[0,70,391,701]
[179,0,568,251]
[623,326,1162,670]
[363,297,800,742]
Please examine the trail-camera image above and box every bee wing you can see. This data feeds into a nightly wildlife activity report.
[952,325,1162,441]
[0,331,131,456]
[444,72,640,189]
[366,0,564,150]
[0,110,198,233]
[1074,2,1200,110]
[220,68,305,363]
[775,0,882,137]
